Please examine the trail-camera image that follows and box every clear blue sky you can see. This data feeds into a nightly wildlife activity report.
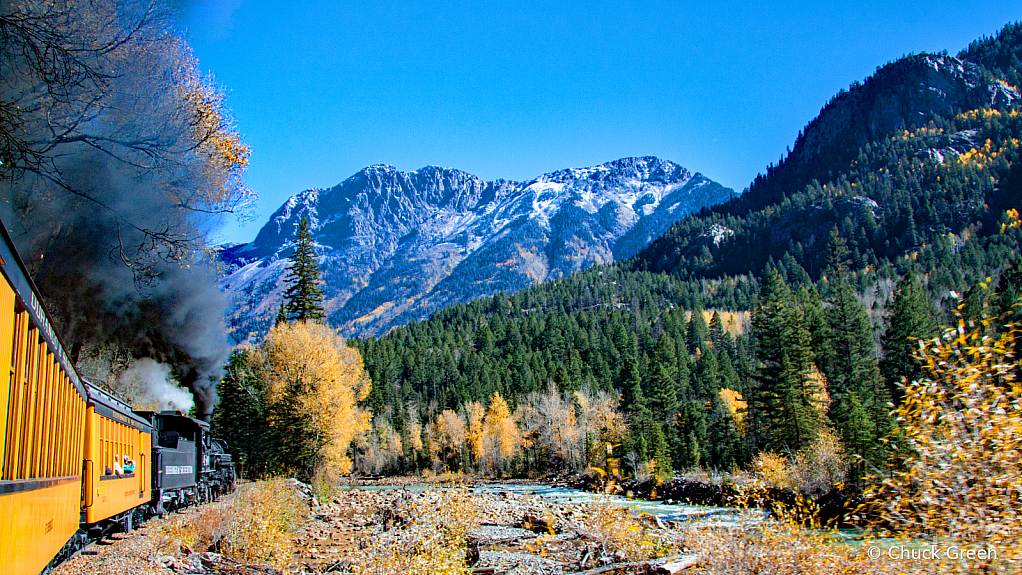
[178,1,1021,244]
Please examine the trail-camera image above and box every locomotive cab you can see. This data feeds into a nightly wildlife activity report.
[142,411,208,514]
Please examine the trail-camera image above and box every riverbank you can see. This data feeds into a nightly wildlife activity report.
[567,473,863,527]
[349,470,864,527]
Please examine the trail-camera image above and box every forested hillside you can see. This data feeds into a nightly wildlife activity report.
[331,23,1022,482]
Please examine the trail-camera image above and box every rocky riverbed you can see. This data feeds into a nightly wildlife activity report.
[53,478,758,575]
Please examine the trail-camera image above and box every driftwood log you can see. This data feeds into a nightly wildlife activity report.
[576,554,701,575]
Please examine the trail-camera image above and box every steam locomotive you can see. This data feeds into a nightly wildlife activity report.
[0,222,236,575]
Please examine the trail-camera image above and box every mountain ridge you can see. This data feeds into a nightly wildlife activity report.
[219,157,735,342]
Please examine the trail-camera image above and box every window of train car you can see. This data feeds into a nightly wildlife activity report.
[99,416,141,478]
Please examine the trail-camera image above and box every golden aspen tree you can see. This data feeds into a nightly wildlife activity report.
[256,321,370,479]
[464,401,486,463]
[407,420,424,452]
[481,392,520,474]
[869,303,1022,568]
[426,409,466,469]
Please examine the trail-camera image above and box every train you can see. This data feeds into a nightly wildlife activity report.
[0,221,236,575]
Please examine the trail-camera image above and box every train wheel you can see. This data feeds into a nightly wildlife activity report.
[132,507,147,530]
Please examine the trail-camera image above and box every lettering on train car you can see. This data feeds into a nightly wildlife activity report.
[21,279,78,388]
[165,466,194,475]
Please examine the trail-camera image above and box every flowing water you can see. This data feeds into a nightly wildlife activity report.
[347,482,770,528]
[475,483,769,526]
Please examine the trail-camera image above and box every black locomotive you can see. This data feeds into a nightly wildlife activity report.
[145,410,237,514]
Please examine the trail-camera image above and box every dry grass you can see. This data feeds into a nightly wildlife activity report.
[158,478,305,569]
[351,488,482,575]
[681,521,1014,575]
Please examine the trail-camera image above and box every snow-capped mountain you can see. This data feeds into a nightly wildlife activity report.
[219,157,735,341]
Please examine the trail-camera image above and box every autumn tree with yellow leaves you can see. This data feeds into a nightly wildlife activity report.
[255,321,371,480]
[868,298,1022,568]
[479,392,520,475]
[425,409,468,470]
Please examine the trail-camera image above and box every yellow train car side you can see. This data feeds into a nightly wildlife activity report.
[0,479,82,575]
[0,223,91,575]
[82,403,152,526]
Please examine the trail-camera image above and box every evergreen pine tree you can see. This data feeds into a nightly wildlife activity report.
[772,305,828,453]
[695,348,721,396]
[994,257,1022,316]
[650,421,672,475]
[283,215,325,322]
[839,390,875,485]
[708,311,725,350]
[649,335,679,424]
[748,271,791,450]
[618,356,646,413]
[825,279,894,467]
[686,309,708,354]
[210,350,270,477]
[880,272,937,395]
[707,393,741,470]
[676,400,708,468]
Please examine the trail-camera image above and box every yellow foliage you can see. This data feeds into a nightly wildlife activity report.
[175,43,254,213]
[956,108,1004,122]
[351,488,481,575]
[752,430,847,495]
[426,409,467,467]
[719,388,747,431]
[574,387,628,451]
[408,420,424,452]
[159,479,305,569]
[867,304,1022,570]
[1001,208,1021,233]
[256,321,371,476]
[464,401,486,461]
[481,392,520,473]
[753,451,791,489]
[584,503,676,562]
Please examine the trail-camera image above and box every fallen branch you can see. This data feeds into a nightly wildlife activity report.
[575,554,701,575]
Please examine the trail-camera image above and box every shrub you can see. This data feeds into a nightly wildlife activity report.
[352,489,481,575]
[752,430,848,495]
[866,302,1022,571]
[159,478,305,569]
[583,502,676,562]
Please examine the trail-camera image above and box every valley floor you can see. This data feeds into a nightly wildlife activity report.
[53,478,1006,575]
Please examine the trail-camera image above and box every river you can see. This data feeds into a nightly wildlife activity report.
[346,481,771,528]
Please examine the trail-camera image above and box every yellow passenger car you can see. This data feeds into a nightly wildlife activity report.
[82,383,153,530]
[0,225,89,575]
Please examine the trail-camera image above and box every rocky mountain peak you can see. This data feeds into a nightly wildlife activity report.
[219,158,734,341]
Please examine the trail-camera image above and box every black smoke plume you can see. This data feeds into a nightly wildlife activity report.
[1,0,252,418]
[3,150,232,418]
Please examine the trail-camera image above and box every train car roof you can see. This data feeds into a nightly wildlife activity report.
[0,219,87,400]
[83,379,153,433]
